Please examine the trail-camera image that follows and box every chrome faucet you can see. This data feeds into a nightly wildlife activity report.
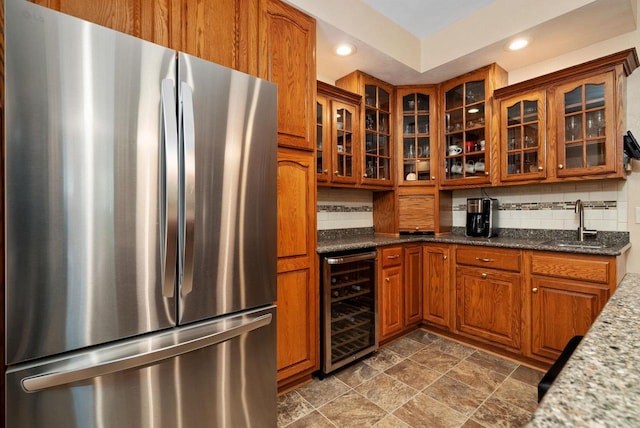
[575,199,597,241]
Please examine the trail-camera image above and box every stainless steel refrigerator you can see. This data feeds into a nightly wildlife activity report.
[4,0,278,426]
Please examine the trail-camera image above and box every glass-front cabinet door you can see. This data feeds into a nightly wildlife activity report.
[316,94,330,182]
[397,87,436,186]
[500,91,546,182]
[554,72,615,177]
[442,78,490,185]
[363,84,393,184]
[331,101,358,184]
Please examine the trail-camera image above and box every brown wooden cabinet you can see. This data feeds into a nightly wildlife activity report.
[336,71,394,188]
[526,251,615,362]
[30,0,260,74]
[455,247,522,352]
[404,245,423,326]
[494,49,639,185]
[260,0,316,150]
[276,148,318,389]
[378,246,404,342]
[316,81,362,186]
[499,90,547,182]
[423,244,451,331]
[396,86,438,186]
[440,64,507,188]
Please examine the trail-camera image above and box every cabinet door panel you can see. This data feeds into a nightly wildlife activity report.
[404,246,422,326]
[276,268,315,377]
[423,245,451,330]
[398,195,435,232]
[31,0,174,47]
[530,277,606,360]
[182,0,258,73]
[379,265,403,340]
[261,0,316,150]
[277,153,313,259]
[456,267,521,350]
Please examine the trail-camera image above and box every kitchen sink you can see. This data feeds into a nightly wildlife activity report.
[542,240,609,249]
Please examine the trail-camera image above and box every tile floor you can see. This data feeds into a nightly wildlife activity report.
[278,329,545,427]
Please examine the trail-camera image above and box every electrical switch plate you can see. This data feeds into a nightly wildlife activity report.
[636,207,640,224]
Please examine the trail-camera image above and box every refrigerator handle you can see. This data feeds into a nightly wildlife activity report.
[160,79,179,298]
[179,82,196,297]
[21,313,273,392]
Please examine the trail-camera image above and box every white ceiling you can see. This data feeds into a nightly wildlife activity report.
[285,0,638,85]
[360,0,495,39]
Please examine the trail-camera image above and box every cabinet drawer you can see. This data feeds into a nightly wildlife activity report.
[381,246,403,267]
[531,253,611,284]
[456,247,521,272]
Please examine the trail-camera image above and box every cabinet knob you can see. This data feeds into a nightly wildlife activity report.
[431,176,436,180]
[334,170,340,175]
[385,277,390,282]
[415,227,420,230]
[484,171,489,176]
[443,255,448,260]
[538,166,544,171]
[481,273,487,279]
[532,287,538,293]
[558,164,564,170]
[323,169,328,174]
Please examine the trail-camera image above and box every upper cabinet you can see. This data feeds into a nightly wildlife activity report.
[494,49,639,185]
[553,73,615,177]
[30,0,260,75]
[260,0,316,150]
[336,71,395,188]
[440,65,507,188]
[316,81,361,186]
[396,86,438,186]
[499,90,547,182]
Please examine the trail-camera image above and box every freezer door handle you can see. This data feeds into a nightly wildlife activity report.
[21,313,273,392]
[179,81,196,297]
[160,79,179,298]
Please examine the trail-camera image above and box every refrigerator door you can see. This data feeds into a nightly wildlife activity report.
[4,0,178,364]
[177,53,278,324]
[6,306,277,427]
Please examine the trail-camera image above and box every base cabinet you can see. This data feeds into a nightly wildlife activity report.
[404,245,423,326]
[455,266,522,351]
[379,247,404,341]
[423,244,451,330]
[530,277,607,360]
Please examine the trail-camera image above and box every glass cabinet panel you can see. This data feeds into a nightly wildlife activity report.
[444,79,487,181]
[561,82,607,170]
[363,84,392,181]
[316,98,329,181]
[334,105,355,179]
[400,91,433,184]
[502,95,544,179]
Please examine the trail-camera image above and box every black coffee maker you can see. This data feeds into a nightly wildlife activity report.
[466,198,498,237]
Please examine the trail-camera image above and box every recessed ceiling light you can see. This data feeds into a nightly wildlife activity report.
[335,43,356,57]
[507,37,530,51]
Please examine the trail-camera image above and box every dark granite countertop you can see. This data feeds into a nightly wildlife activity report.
[527,273,640,426]
[317,228,630,256]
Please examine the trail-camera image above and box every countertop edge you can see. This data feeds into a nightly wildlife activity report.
[316,234,630,257]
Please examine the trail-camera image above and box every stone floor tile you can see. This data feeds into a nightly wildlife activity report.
[319,390,387,427]
[492,378,539,413]
[277,391,315,427]
[393,393,467,428]
[384,336,427,357]
[334,360,381,388]
[384,358,441,391]
[355,373,418,412]
[295,376,350,408]
[471,396,533,427]
[409,347,462,373]
[423,375,490,416]
[510,365,545,387]
[466,350,519,375]
[446,359,507,395]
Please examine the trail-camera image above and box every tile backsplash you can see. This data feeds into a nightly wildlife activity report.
[317,180,628,232]
[453,181,627,232]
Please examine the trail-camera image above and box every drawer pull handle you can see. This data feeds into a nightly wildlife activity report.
[481,273,487,279]
[443,255,448,260]
[385,277,390,282]
[387,255,400,260]
[475,257,495,263]
[532,287,538,293]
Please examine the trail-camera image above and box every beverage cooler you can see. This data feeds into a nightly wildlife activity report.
[321,250,378,375]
